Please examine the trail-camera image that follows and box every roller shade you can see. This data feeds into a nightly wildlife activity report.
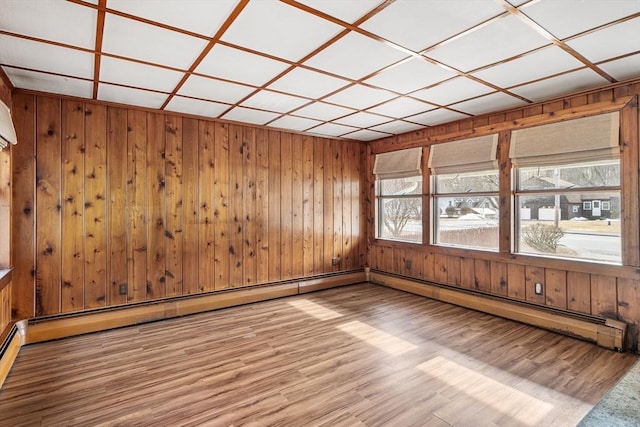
[428,134,498,174]
[373,147,422,180]
[510,112,619,167]
[0,100,17,152]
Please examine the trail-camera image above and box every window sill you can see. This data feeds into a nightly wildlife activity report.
[0,268,12,292]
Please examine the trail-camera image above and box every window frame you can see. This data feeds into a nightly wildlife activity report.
[375,177,424,244]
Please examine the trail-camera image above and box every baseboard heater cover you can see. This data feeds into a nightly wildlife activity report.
[369,271,626,351]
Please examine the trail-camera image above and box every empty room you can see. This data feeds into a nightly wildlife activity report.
[0,0,639,425]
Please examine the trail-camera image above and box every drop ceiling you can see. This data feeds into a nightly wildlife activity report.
[0,0,638,141]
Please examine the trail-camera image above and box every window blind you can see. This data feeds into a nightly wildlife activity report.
[428,134,498,174]
[373,147,422,180]
[509,112,619,167]
[0,101,17,152]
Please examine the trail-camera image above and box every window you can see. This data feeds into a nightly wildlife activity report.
[429,134,499,251]
[511,112,621,264]
[374,148,423,243]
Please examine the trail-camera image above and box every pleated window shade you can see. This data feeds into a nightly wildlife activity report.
[510,112,620,167]
[428,134,498,175]
[373,147,422,180]
[0,100,18,152]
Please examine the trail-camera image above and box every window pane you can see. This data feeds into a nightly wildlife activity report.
[516,192,620,263]
[518,160,619,191]
[435,170,499,193]
[379,176,422,196]
[435,196,499,250]
[379,197,422,243]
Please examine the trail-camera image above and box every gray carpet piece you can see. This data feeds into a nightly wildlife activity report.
[579,358,640,426]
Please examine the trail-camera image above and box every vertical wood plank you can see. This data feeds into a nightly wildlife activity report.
[459,257,475,289]
[313,137,324,274]
[106,107,127,305]
[255,128,269,284]
[243,126,257,286]
[229,124,243,287]
[490,261,507,296]
[497,131,511,254]
[620,99,639,266]
[60,100,85,312]
[84,103,107,309]
[35,96,62,316]
[423,251,435,281]
[146,112,166,300]
[360,143,369,269]
[213,122,229,290]
[525,265,545,304]
[11,93,36,319]
[349,142,360,269]
[323,140,334,272]
[199,120,216,291]
[567,271,591,314]
[181,118,199,294]
[474,259,491,292]
[268,130,281,281]
[292,134,304,277]
[126,109,147,302]
[164,114,183,297]
[591,274,617,318]
[617,278,640,351]
[280,132,293,279]
[507,264,525,301]
[333,140,344,271]
[545,268,567,309]
[447,256,461,286]
[302,135,314,276]
[434,253,448,283]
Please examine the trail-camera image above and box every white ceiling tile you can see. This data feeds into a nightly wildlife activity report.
[165,96,230,118]
[360,0,504,51]
[304,32,409,80]
[521,0,640,39]
[367,97,435,118]
[427,15,550,72]
[98,83,168,109]
[293,102,356,121]
[405,109,469,126]
[178,75,254,104]
[323,84,397,110]
[267,115,323,132]
[195,44,290,87]
[343,129,390,141]
[472,46,584,88]
[364,58,456,94]
[295,0,381,24]
[334,112,390,128]
[102,13,207,69]
[509,68,610,102]
[241,91,310,113]
[4,67,92,98]
[506,0,529,6]
[598,54,640,82]
[566,17,640,63]
[370,120,425,134]
[0,35,94,79]
[268,68,350,99]
[107,0,239,37]
[411,77,493,106]
[0,0,96,49]
[450,92,527,115]
[100,56,184,92]
[307,122,359,137]
[221,0,342,62]
[222,106,281,125]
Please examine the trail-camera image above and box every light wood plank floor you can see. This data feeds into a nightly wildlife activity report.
[0,284,637,426]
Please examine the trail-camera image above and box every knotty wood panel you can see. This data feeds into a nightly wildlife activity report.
[591,275,617,318]
[10,93,365,317]
[567,271,591,314]
[545,268,567,310]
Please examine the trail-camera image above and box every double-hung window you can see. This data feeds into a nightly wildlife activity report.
[429,134,499,251]
[511,112,621,264]
[374,147,423,243]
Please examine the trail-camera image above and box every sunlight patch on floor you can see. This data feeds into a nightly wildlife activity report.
[287,299,343,320]
[336,320,418,355]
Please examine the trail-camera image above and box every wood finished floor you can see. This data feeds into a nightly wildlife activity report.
[0,283,637,427]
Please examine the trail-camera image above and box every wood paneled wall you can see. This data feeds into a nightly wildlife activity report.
[10,92,366,318]
[0,72,12,336]
[368,81,640,352]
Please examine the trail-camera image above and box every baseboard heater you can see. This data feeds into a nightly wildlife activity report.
[369,270,626,351]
